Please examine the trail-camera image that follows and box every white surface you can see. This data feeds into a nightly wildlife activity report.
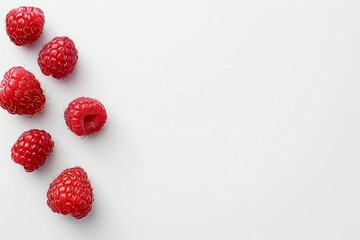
[1,0,360,239]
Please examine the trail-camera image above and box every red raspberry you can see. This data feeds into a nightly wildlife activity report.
[0,66,46,115]
[38,36,78,79]
[11,129,54,172]
[64,97,107,136]
[47,167,94,219]
[6,6,45,46]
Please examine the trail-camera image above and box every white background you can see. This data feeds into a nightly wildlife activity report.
[0,0,360,239]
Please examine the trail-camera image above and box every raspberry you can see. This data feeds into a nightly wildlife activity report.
[11,129,54,172]
[6,6,45,46]
[38,36,78,79]
[47,167,94,219]
[0,66,46,115]
[64,97,107,136]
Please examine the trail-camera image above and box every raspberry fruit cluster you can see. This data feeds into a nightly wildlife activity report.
[1,6,108,219]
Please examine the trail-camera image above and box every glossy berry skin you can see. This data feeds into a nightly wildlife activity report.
[0,66,46,115]
[11,129,54,172]
[47,167,94,219]
[64,97,107,136]
[38,36,78,79]
[6,6,45,46]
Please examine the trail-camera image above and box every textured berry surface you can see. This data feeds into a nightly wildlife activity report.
[11,129,54,172]
[38,36,78,79]
[0,66,46,115]
[64,97,107,136]
[47,167,94,219]
[6,6,45,46]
